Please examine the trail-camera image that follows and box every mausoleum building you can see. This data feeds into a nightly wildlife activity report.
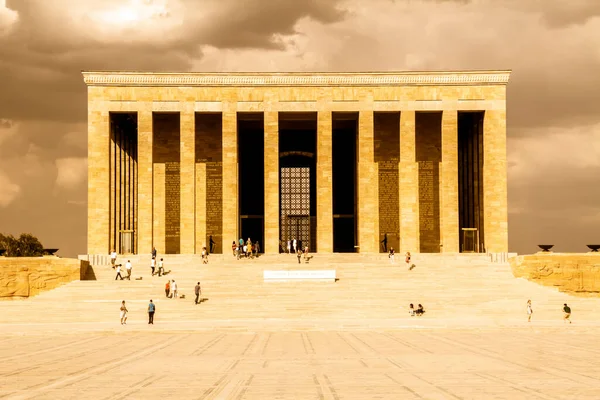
[83,70,510,255]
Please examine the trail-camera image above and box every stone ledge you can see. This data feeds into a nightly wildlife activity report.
[510,253,600,296]
[0,257,89,298]
[82,70,511,87]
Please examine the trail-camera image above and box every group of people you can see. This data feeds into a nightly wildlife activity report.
[232,238,261,259]
[525,300,572,323]
[119,281,204,325]
[119,299,156,325]
[408,303,425,316]
[388,249,414,270]
[286,239,302,254]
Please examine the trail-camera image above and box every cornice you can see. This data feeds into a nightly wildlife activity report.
[81,70,511,87]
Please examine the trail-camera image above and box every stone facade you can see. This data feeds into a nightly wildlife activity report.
[0,257,88,298]
[510,253,600,295]
[84,71,510,255]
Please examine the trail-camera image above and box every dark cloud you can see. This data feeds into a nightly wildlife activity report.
[194,0,347,49]
[1,0,600,256]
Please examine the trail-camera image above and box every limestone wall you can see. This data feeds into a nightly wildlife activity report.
[510,253,600,295]
[0,257,89,298]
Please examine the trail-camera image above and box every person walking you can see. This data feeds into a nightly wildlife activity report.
[195,282,202,305]
[296,248,302,264]
[255,241,261,256]
[527,300,533,322]
[152,247,157,260]
[125,260,132,280]
[563,303,572,323]
[405,251,412,270]
[150,257,156,276]
[389,247,395,264]
[148,300,155,324]
[202,247,209,264]
[115,264,124,280]
[209,235,216,254]
[110,249,117,268]
[165,280,171,298]
[381,233,388,252]
[157,258,164,277]
[120,300,128,325]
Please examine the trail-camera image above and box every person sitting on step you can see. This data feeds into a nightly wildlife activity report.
[415,304,425,316]
[409,303,415,316]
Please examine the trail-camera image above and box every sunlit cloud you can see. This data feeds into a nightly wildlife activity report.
[0,0,18,36]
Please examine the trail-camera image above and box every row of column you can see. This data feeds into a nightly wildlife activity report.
[88,106,507,255]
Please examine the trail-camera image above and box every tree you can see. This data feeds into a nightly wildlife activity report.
[0,233,45,257]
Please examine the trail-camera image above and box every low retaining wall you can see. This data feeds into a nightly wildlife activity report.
[0,257,89,298]
[510,253,600,295]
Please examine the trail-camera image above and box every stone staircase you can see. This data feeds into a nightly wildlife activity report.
[1,253,599,332]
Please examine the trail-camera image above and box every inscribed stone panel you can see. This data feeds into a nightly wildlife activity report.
[416,112,442,252]
[418,161,440,253]
[165,162,181,254]
[206,162,223,254]
[374,112,400,252]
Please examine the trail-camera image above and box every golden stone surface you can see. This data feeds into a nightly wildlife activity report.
[511,253,600,294]
[84,71,510,255]
[0,257,88,298]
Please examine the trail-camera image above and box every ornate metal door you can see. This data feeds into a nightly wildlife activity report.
[280,167,311,252]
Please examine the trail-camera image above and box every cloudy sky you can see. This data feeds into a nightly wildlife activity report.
[1,0,599,257]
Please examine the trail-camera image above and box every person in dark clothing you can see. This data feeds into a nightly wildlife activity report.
[415,304,425,316]
[148,300,155,324]
[381,233,388,252]
[195,282,202,305]
[296,249,302,264]
[209,236,216,254]
[563,303,572,323]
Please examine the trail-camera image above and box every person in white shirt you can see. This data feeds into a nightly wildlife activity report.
[171,280,178,298]
[110,250,117,268]
[125,260,132,280]
[115,265,123,280]
[157,258,164,276]
[150,258,156,276]
[292,239,297,253]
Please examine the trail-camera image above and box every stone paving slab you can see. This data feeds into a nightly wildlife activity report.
[2,329,600,400]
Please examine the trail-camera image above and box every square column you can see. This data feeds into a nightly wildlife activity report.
[264,111,279,254]
[357,110,379,253]
[195,163,207,253]
[222,107,238,246]
[317,111,333,253]
[399,111,419,253]
[440,111,459,252]
[180,104,195,253]
[152,163,166,253]
[483,110,508,252]
[137,105,153,255]
[87,109,110,254]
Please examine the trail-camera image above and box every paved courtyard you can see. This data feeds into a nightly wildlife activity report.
[2,328,600,399]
